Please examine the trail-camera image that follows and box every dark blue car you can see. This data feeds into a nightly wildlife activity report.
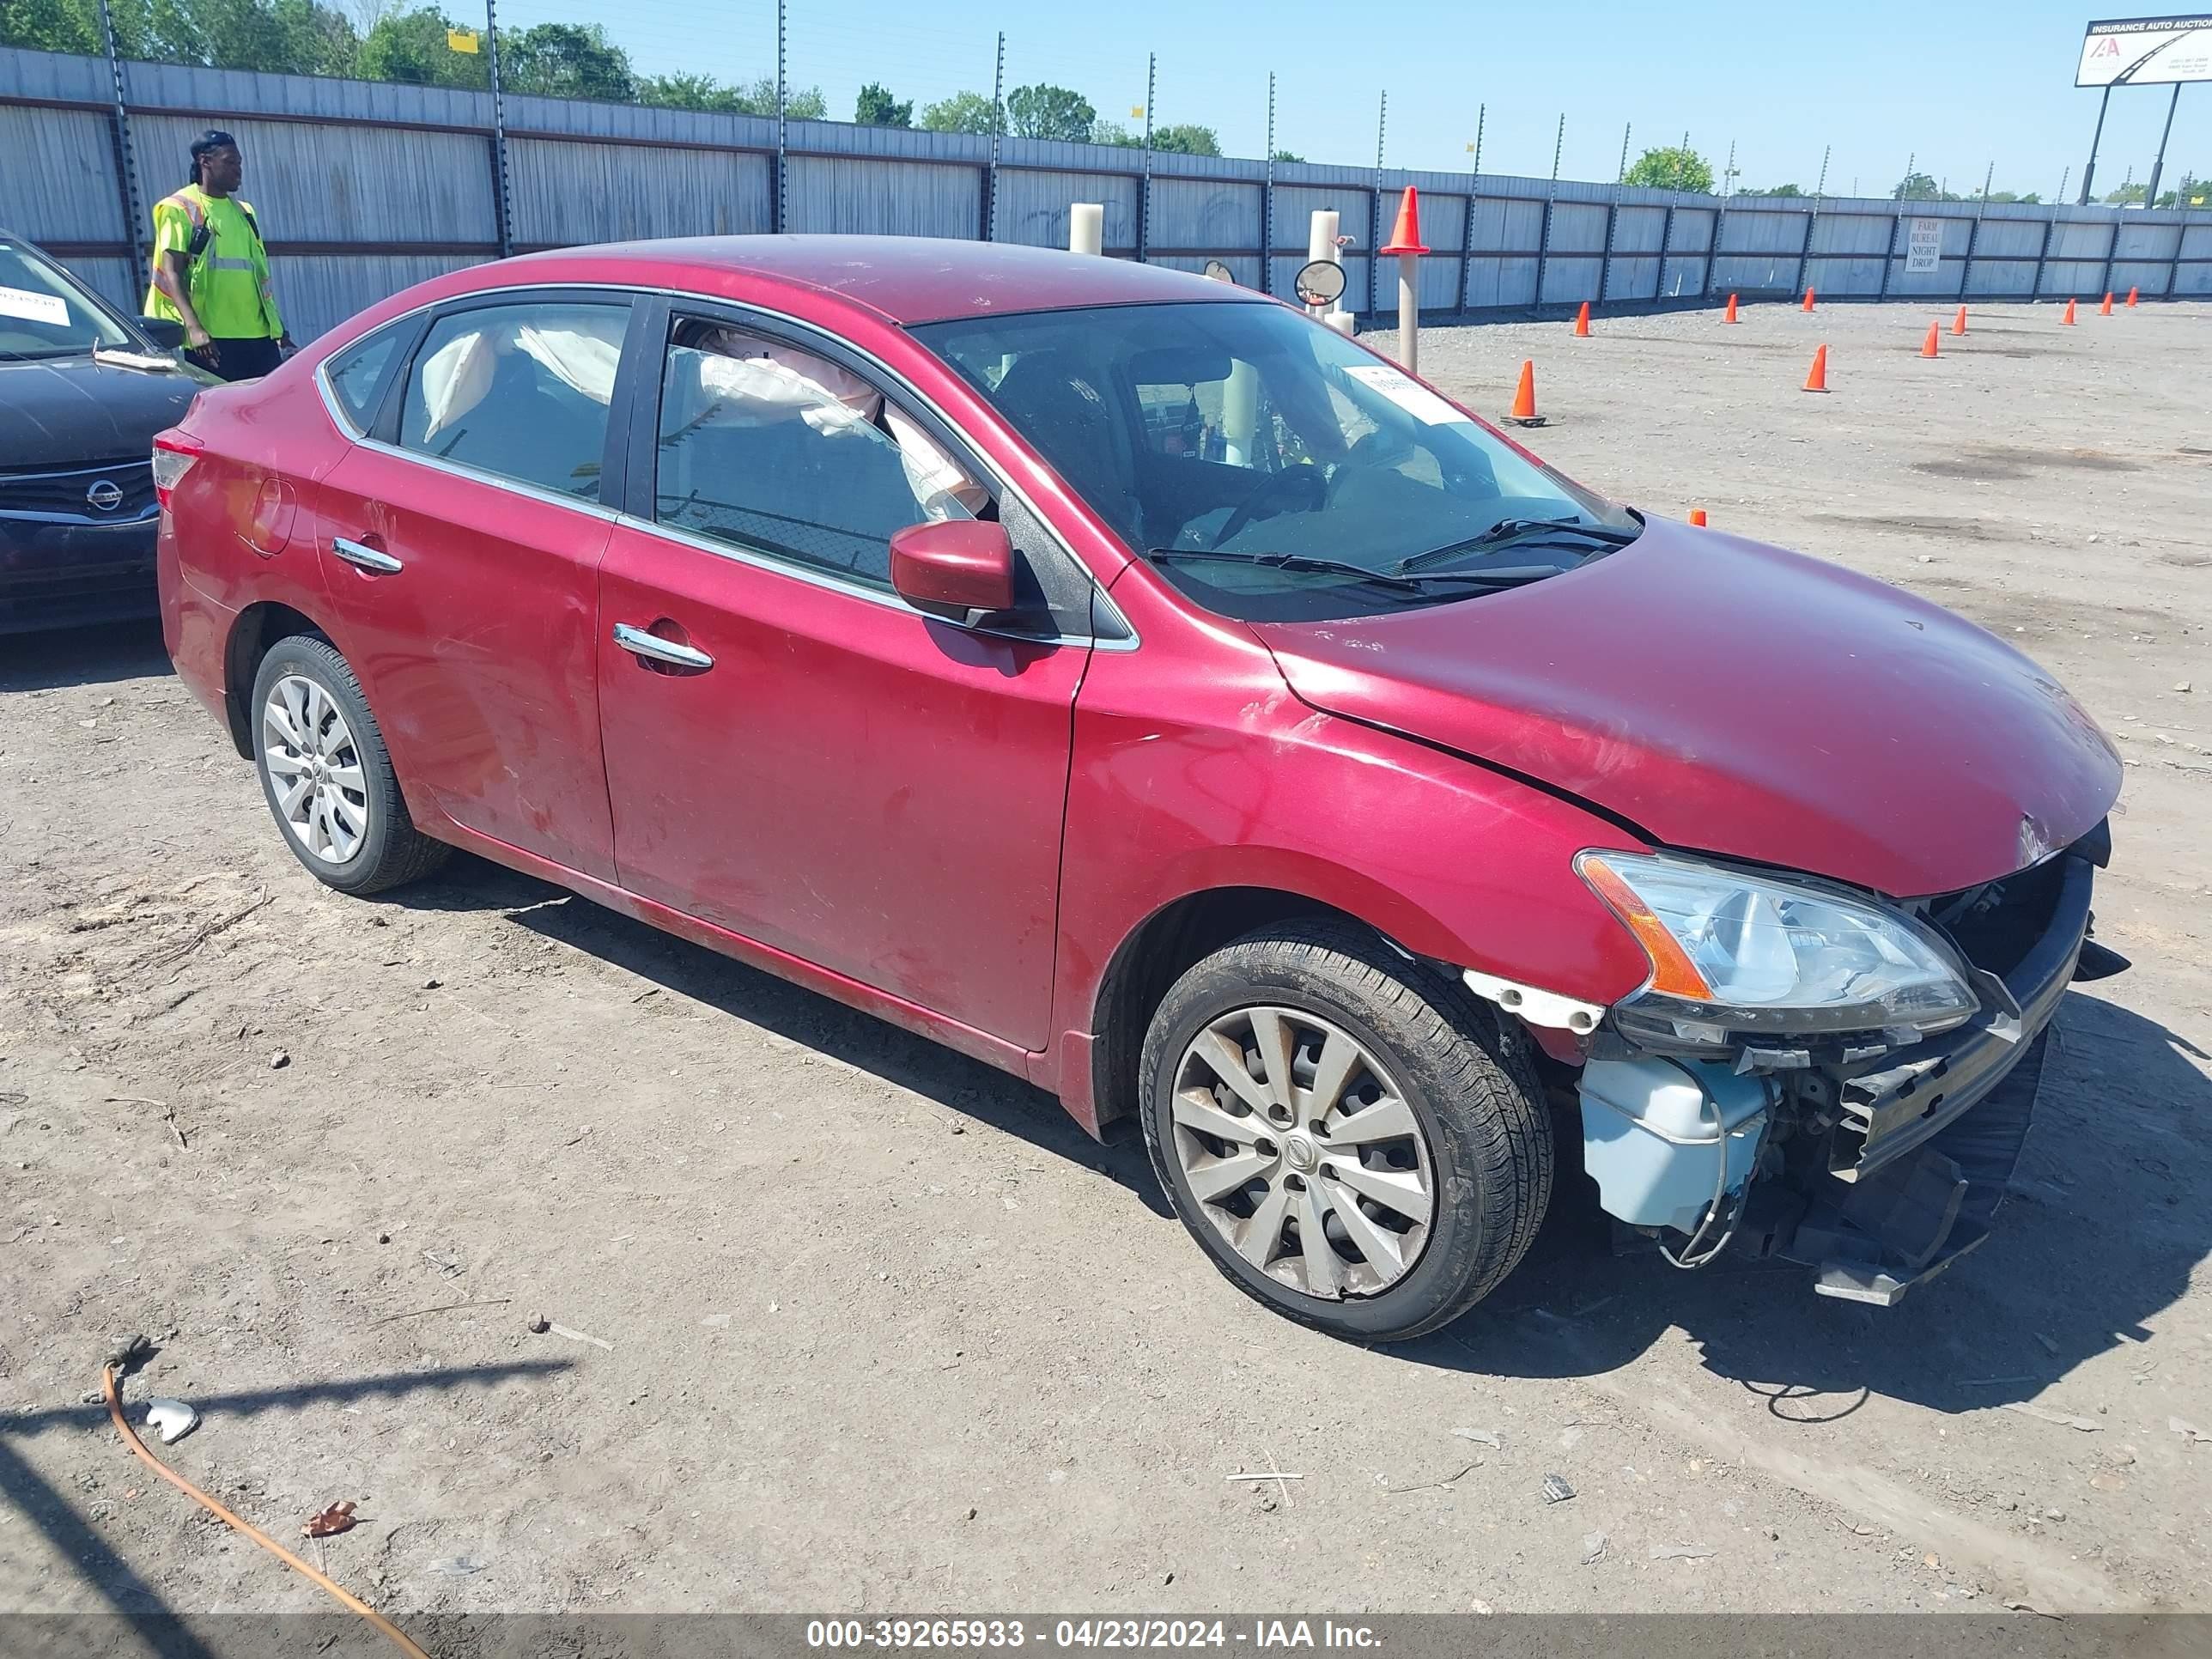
[1,231,215,634]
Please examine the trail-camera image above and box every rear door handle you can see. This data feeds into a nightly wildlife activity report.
[612,622,714,671]
[332,536,402,574]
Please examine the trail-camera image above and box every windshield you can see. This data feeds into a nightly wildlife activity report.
[912,299,1637,620]
[0,240,133,361]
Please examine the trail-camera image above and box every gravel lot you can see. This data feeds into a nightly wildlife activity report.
[3,295,2209,1624]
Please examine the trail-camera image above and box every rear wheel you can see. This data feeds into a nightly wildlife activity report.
[250,635,447,896]
[1139,921,1551,1340]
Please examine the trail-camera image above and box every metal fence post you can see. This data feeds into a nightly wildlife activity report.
[2031,215,2057,298]
[1137,53,1154,264]
[1371,90,1386,313]
[772,0,787,235]
[984,30,1003,243]
[2098,216,2119,298]
[1532,112,1562,309]
[1877,209,1899,298]
[1459,103,1482,312]
[1657,199,1675,301]
[1262,72,1275,295]
[483,0,513,257]
[1705,197,1725,299]
[93,0,145,299]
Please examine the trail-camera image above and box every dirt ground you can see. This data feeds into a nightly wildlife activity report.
[3,296,2209,1627]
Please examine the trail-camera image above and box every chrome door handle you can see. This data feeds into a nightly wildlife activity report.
[612,622,714,671]
[331,536,402,574]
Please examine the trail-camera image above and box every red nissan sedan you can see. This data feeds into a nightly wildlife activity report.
[156,238,2124,1339]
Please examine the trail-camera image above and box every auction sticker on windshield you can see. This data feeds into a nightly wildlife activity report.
[0,285,72,327]
[1343,362,1471,426]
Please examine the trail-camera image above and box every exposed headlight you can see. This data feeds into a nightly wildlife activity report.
[1577,850,1978,1047]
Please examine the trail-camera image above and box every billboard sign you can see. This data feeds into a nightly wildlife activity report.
[2077,15,2212,85]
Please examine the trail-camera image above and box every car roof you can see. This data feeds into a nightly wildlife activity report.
[486,235,1273,326]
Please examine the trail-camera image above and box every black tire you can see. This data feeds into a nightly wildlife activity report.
[1139,921,1551,1341]
[248,634,448,896]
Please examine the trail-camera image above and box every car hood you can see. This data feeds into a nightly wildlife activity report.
[1248,520,2122,898]
[0,353,205,467]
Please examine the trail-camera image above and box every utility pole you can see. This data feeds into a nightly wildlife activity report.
[2146,83,2185,208]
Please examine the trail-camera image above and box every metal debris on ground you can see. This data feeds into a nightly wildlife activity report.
[2171,1416,2209,1443]
[301,1501,356,1538]
[1580,1530,1608,1565]
[2002,1401,2102,1431]
[1541,1474,1575,1504]
[1453,1427,1503,1449]
[547,1322,613,1350]
[143,1399,198,1444]
[1383,1459,1482,1495]
[426,1557,486,1576]
[1650,1543,1715,1560]
[526,1313,550,1334]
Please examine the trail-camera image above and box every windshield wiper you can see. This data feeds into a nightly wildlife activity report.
[1396,515,1638,574]
[1148,547,1553,595]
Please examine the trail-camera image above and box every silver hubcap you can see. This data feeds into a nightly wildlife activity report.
[1170,1006,1436,1301]
[261,675,368,865]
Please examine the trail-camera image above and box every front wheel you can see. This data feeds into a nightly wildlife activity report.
[1139,921,1552,1341]
[250,635,448,896]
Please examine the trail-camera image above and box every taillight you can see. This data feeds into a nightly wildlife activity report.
[151,434,202,510]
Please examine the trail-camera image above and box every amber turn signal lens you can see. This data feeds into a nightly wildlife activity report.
[1578,855,1715,1001]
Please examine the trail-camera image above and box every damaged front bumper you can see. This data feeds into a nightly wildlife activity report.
[1754,850,2102,1304]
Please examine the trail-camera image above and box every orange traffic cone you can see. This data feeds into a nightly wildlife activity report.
[1379,186,1429,257]
[2126,285,2139,307]
[1802,287,1816,312]
[1802,343,1829,392]
[1505,360,1542,425]
[1920,321,1941,358]
[2062,297,2077,325]
[2100,291,2114,315]
[1723,293,1739,323]
[1951,304,1967,336]
[1574,301,1591,337]
[1688,508,1709,527]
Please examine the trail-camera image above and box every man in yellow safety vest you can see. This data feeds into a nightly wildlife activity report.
[143,130,290,381]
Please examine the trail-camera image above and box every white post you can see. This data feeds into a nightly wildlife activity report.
[1397,252,1418,374]
[1070,203,1104,256]
[1308,208,1339,266]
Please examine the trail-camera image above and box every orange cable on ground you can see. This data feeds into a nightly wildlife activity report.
[100,1364,431,1659]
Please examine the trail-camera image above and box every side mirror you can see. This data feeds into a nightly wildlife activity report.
[138,316,188,350]
[890,520,1016,623]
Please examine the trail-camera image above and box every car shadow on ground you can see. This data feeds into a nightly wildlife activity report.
[0,1358,569,1645]
[387,856,1174,1216]
[0,617,170,693]
[1408,990,2212,1417]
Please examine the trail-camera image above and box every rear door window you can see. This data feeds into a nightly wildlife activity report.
[398,301,629,501]
[321,324,405,434]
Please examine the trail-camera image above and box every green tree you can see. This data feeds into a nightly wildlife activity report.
[639,70,740,112]
[356,5,483,87]
[1622,144,1713,193]
[1739,182,1805,197]
[503,21,634,102]
[919,89,998,134]
[1893,169,1943,201]
[854,81,911,127]
[1090,116,1136,146]
[1273,149,1303,163]
[2102,183,2145,204]
[1005,82,1094,142]
[1,0,106,52]
[1151,122,1219,155]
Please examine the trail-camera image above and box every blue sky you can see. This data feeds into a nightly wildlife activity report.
[494,0,2206,199]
